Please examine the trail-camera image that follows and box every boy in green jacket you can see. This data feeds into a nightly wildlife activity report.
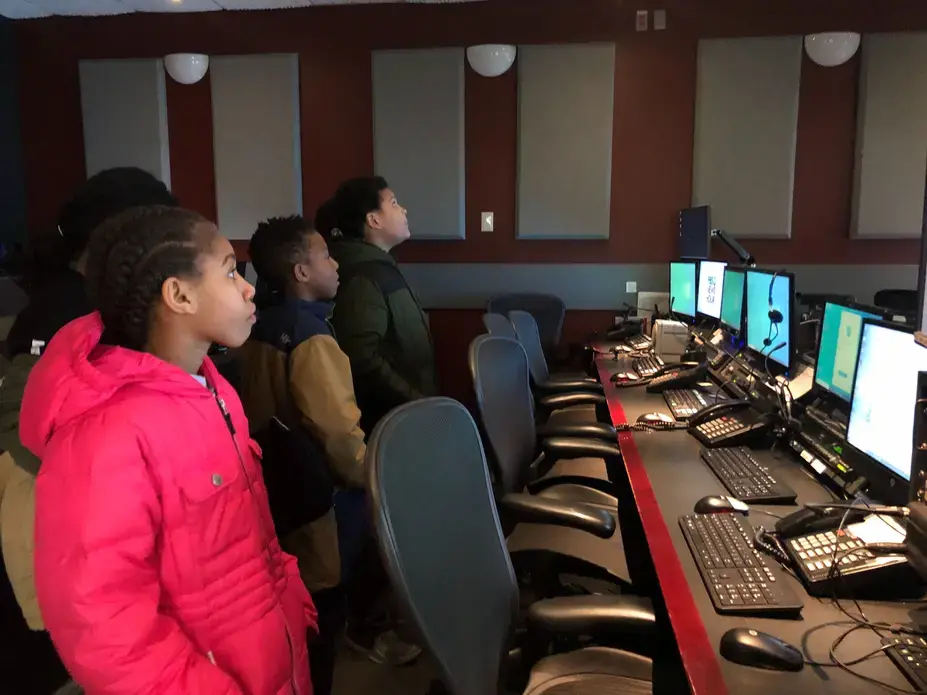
[317,177,437,433]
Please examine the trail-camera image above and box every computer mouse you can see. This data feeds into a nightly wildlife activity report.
[636,412,674,425]
[719,628,804,672]
[694,495,748,515]
[612,345,633,354]
[611,371,640,382]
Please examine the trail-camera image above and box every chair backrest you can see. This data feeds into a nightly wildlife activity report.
[874,289,917,315]
[487,293,566,354]
[482,312,517,340]
[468,334,538,494]
[508,310,550,384]
[367,398,519,695]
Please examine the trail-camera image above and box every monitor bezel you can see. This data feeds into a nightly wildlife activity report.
[669,260,699,323]
[696,259,728,322]
[719,267,745,337]
[678,205,711,261]
[845,318,918,499]
[744,267,796,375]
[812,301,888,402]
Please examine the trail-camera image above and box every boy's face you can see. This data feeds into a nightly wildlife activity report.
[295,231,339,300]
[367,188,410,250]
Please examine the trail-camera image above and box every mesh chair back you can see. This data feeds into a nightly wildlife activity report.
[366,398,519,695]
[874,289,917,315]
[468,335,538,493]
[482,312,517,340]
[509,310,551,384]
[487,293,566,355]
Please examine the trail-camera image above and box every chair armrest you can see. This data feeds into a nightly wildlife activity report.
[534,379,604,395]
[526,595,655,643]
[499,493,615,539]
[541,437,622,461]
[536,422,616,442]
[537,392,606,411]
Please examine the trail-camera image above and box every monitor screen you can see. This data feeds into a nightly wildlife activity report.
[720,269,745,334]
[670,262,697,319]
[697,260,727,320]
[745,269,793,369]
[847,322,927,481]
[679,206,710,259]
[814,302,883,402]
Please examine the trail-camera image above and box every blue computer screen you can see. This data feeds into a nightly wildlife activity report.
[814,303,882,402]
[745,270,792,369]
[670,262,697,319]
[720,269,744,333]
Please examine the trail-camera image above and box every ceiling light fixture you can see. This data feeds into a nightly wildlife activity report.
[164,53,209,85]
[466,44,516,78]
[804,32,861,67]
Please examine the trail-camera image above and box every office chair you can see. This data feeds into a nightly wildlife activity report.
[366,397,654,695]
[483,312,518,340]
[874,289,917,316]
[509,310,602,394]
[487,293,566,356]
[469,335,633,589]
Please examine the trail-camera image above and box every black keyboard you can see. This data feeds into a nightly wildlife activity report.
[679,513,803,617]
[700,447,797,504]
[627,334,652,350]
[883,636,927,690]
[633,355,663,377]
[663,388,727,420]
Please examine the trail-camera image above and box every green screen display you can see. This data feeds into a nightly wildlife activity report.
[670,262,697,318]
[720,269,744,332]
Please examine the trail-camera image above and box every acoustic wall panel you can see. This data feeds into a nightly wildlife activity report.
[852,33,927,239]
[211,54,302,240]
[516,43,615,239]
[79,58,171,186]
[372,48,465,240]
[692,36,802,239]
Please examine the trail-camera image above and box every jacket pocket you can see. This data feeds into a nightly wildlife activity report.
[176,460,250,552]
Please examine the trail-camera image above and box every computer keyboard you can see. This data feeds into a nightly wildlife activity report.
[627,333,652,351]
[883,636,927,690]
[663,388,727,420]
[700,447,797,504]
[633,355,663,378]
[679,513,803,617]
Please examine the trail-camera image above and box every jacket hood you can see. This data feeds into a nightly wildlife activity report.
[251,297,334,349]
[20,312,220,460]
[328,239,396,269]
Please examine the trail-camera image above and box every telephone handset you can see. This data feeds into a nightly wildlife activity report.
[645,362,708,393]
[687,399,773,448]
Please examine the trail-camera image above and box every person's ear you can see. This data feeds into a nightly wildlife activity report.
[293,261,311,284]
[365,210,382,230]
[160,276,198,316]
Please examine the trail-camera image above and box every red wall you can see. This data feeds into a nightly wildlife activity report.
[13,0,927,400]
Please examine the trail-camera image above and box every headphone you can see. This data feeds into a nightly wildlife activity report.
[763,270,783,347]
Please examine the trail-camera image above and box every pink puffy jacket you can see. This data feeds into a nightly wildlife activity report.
[21,313,317,695]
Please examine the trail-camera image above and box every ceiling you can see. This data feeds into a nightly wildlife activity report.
[0,0,477,19]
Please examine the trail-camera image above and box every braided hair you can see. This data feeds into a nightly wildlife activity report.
[85,206,209,351]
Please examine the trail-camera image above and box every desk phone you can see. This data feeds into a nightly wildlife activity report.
[688,400,774,448]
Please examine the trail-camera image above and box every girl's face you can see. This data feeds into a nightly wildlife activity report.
[189,224,256,349]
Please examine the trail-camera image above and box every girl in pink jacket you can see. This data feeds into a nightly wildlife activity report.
[20,206,317,695]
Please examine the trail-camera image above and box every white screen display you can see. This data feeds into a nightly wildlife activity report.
[697,261,727,319]
[847,323,927,481]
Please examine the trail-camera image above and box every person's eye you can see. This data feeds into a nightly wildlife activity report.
[228,269,237,279]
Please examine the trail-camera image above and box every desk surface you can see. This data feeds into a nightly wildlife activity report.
[595,355,922,695]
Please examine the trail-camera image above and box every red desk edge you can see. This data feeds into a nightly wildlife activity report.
[596,356,729,695]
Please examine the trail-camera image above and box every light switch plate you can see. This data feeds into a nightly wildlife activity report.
[481,212,494,232]
[635,10,649,31]
[653,9,666,30]
[626,281,638,293]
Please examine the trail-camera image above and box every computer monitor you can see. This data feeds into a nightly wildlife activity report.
[847,321,927,482]
[670,261,697,321]
[814,302,884,402]
[678,206,711,260]
[720,269,745,335]
[745,268,794,371]
[696,260,727,320]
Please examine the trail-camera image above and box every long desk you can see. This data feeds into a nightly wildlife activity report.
[595,354,923,695]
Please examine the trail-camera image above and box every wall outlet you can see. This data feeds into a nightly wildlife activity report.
[481,212,494,232]
[626,281,638,293]
[653,9,666,30]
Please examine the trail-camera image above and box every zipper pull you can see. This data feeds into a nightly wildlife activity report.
[212,389,236,435]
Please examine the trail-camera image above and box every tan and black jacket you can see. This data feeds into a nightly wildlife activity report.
[239,297,365,592]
